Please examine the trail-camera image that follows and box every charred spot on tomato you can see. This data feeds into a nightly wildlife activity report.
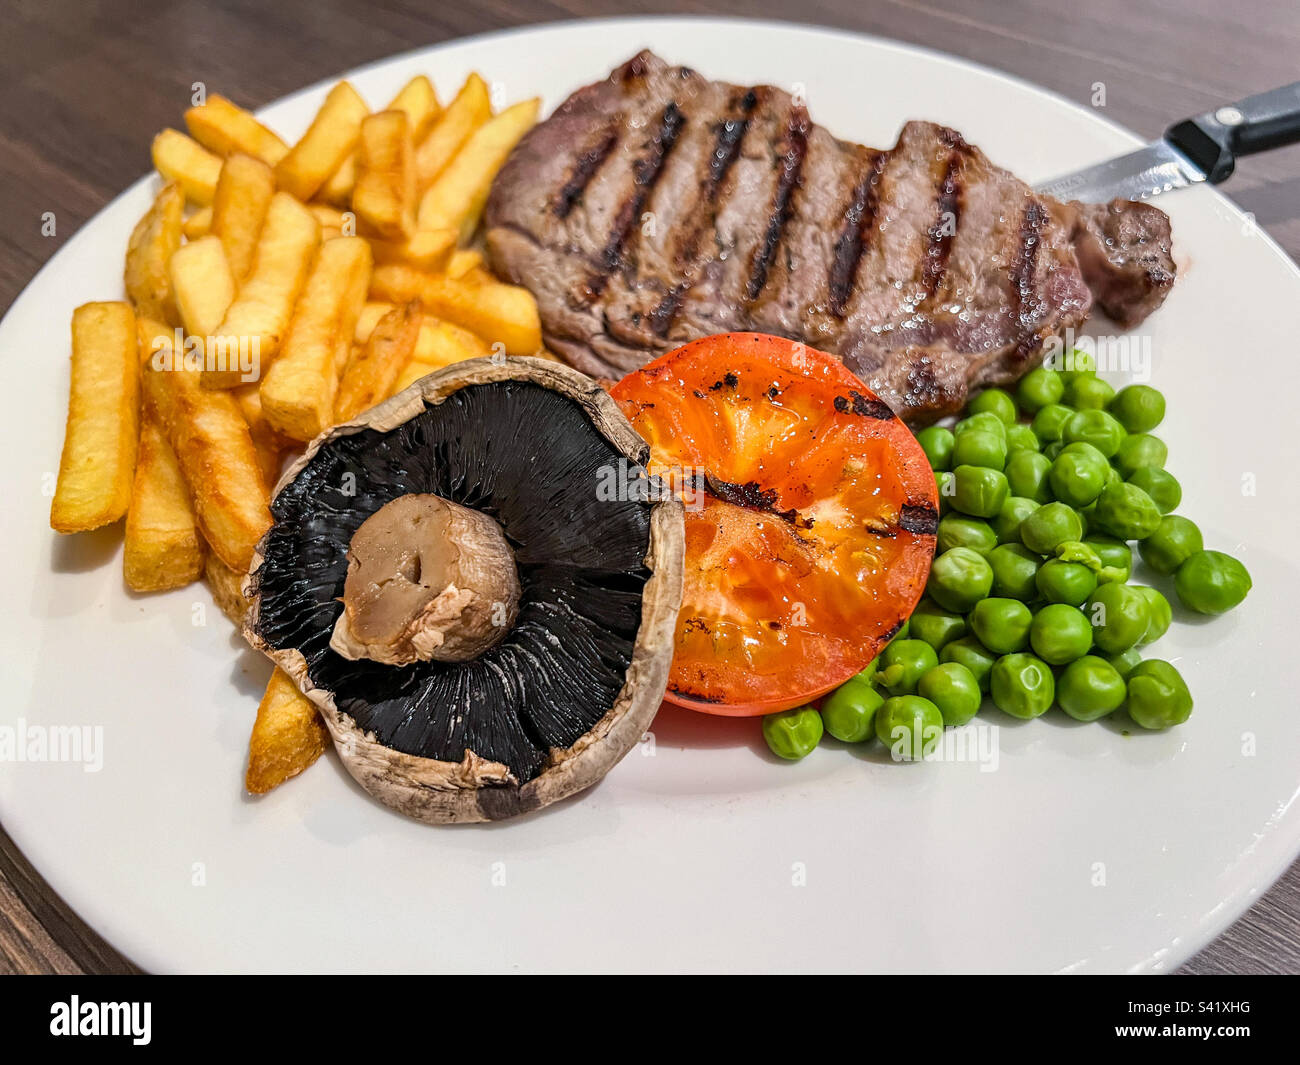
[899,502,940,535]
[708,371,740,391]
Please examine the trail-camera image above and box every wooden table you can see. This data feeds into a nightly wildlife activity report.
[2,0,1297,975]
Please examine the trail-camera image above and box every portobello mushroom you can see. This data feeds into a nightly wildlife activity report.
[244,357,684,823]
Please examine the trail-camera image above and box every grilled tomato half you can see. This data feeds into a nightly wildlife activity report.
[611,333,937,715]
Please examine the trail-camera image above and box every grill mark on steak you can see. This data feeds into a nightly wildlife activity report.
[647,89,760,336]
[828,150,888,318]
[1010,198,1048,358]
[919,146,965,301]
[745,106,811,301]
[580,101,687,301]
[553,124,620,219]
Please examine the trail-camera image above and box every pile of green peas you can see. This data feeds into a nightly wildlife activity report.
[762,352,1250,762]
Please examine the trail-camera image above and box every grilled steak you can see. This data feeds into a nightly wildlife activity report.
[485,51,1175,423]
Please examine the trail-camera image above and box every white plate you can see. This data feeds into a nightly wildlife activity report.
[3,16,1299,974]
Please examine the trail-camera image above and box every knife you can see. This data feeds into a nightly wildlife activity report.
[1036,81,1300,202]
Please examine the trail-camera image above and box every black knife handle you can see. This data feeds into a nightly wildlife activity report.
[1165,82,1300,184]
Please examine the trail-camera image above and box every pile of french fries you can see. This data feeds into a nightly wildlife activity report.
[50,72,546,796]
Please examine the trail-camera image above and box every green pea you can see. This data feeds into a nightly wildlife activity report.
[954,412,1007,442]
[1057,656,1127,722]
[909,598,968,652]
[1126,660,1193,730]
[894,617,910,640]
[875,696,944,760]
[1135,586,1172,644]
[917,662,982,728]
[1057,347,1096,382]
[1054,539,1102,571]
[940,636,997,692]
[1049,444,1108,507]
[1031,603,1094,664]
[1019,502,1084,554]
[877,639,939,696]
[935,470,955,514]
[990,653,1055,719]
[987,543,1041,601]
[1035,558,1098,605]
[1042,440,1064,461]
[967,387,1017,426]
[915,425,954,471]
[1091,482,1162,540]
[1103,647,1143,679]
[970,597,1033,655]
[762,706,824,760]
[1005,423,1041,455]
[1016,367,1064,413]
[1086,583,1151,655]
[1062,409,1126,457]
[951,465,1009,518]
[1082,534,1132,583]
[1109,384,1165,433]
[927,547,994,613]
[1005,450,1053,503]
[937,513,998,556]
[1031,403,1073,444]
[1113,433,1168,478]
[1138,515,1203,576]
[1126,467,1180,515]
[1174,550,1252,615]
[1065,374,1115,411]
[820,678,884,743]
[993,496,1041,545]
[951,429,1008,471]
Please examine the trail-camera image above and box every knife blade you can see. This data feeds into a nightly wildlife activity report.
[1035,80,1300,203]
[1035,141,1205,203]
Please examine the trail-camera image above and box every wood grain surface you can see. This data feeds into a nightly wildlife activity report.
[2,0,1297,975]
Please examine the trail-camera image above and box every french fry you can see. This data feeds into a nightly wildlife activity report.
[274,80,369,201]
[184,93,289,166]
[142,337,271,571]
[246,668,330,794]
[319,75,441,205]
[416,99,539,240]
[233,384,288,490]
[260,236,372,440]
[211,152,277,283]
[352,110,415,239]
[390,357,437,394]
[51,302,140,533]
[168,235,236,339]
[152,129,222,205]
[123,416,206,592]
[414,73,491,189]
[336,301,421,421]
[388,74,442,140]
[309,204,349,231]
[370,263,541,353]
[124,182,184,324]
[415,317,493,364]
[204,553,253,627]
[354,300,395,343]
[204,192,321,388]
[446,247,483,278]
[182,205,213,239]
[366,227,456,271]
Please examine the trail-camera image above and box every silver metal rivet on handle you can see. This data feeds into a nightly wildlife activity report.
[1215,106,1246,126]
